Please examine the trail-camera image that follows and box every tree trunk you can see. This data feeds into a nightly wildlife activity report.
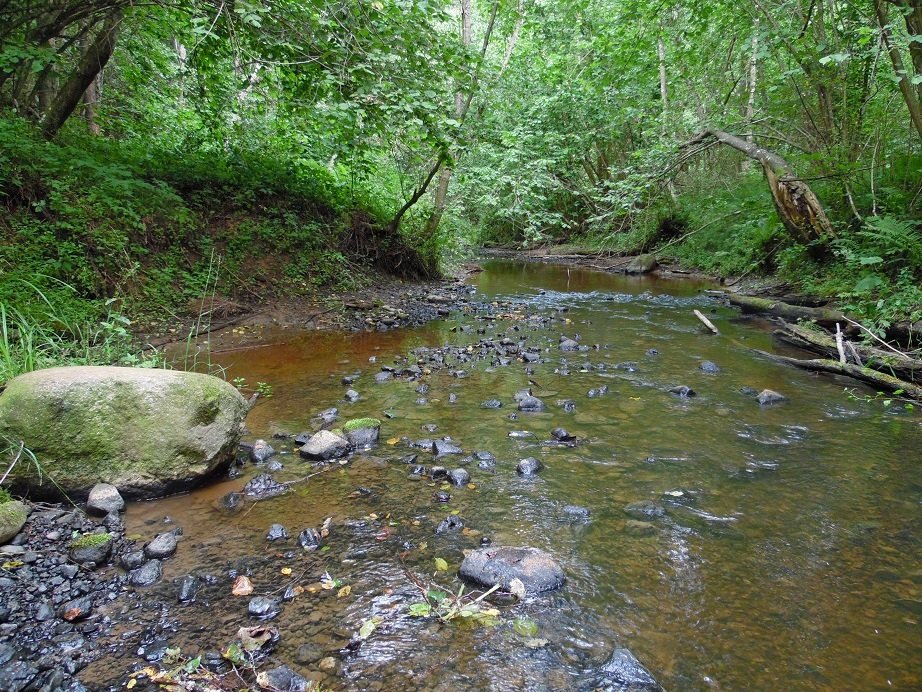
[40,8,121,138]
[876,0,922,140]
[394,1,498,234]
[684,128,835,242]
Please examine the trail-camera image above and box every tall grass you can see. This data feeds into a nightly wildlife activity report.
[0,284,160,387]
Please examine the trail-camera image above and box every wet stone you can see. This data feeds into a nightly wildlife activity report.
[587,386,609,398]
[668,385,696,398]
[34,602,54,622]
[595,648,663,691]
[244,473,288,499]
[430,466,449,480]
[561,505,591,521]
[699,360,721,374]
[624,501,666,520]
[434,491,451,503]
[120,550,146,571]
[518,395,546,412]
[757,389,787,406]
[299,431,351,461]
[250,439,276,463]
[144,532,178,560]
[345,389,360,402]
[558,399,577,412]
[178,575,200,603]
[459,546,565,594]
[516,457,544,476]
[128,560,162,587]
[248,596,280,620]
[435,515,465,533]
[69,536,112,566]
[261,665,309,692]
[624,520,657,537]
[551,427,575,442]
[58,596,93,622]
[374,371,393,383]
[266,524,289,541]
[298,528,322,550]
[560,338,580,351]
[480,399,503,409]
[432,439,462,456]
[219,492,245,513]
[448,468,471,487]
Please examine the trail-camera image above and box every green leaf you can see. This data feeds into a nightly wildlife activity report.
[853,275,885,293]
[427,589,448,603]
[184,656,201,673]
[358,616,382,640]
[408,602,432,616]
[434,557,449,572]
[859,256,883,265]
[513,617,539,637]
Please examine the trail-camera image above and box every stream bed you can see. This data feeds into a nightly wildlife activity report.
[87,260,921,690]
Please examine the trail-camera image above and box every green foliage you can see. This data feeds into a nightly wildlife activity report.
[342,418,381,433]
[69,532,113,549]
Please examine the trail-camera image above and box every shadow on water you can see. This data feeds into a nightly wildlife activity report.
[88,260,922,690]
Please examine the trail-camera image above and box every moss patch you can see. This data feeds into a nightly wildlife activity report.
[342,418,382,433]
[69,532,113,549]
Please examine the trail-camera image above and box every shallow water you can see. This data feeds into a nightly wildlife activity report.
[91,260,922,690]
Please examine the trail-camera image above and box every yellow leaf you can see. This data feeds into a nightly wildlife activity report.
[337,585,352,598]
[387,437,400,445]
[369,513,379,520]
[127,679,137,689]
[280,567,292,576]
[467,483,477,490]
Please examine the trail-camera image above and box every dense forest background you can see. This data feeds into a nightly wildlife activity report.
[1,0,920,381]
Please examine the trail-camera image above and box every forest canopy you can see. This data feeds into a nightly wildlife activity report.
[0,0,920,338]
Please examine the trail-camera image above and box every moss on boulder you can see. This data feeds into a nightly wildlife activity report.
[0,500,28,543]
[0,366,248,499]
[342,418,381,433]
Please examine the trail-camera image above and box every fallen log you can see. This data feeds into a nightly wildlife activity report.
[773,321,920,383]
[726,294,846,328]
[754,350,922,402]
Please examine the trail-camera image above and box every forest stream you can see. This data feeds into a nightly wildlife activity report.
[83,259,922,690]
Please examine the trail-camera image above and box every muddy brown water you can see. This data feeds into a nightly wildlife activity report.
[87,260,921,690]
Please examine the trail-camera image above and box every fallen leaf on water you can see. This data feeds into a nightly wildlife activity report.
[232,575,253,596]
[368,513,379,520]
[375,527,391,541]
[412,520,421,526]
[280,567,292,576]
[434,557,449,572]
[419,541,428,551]
[509,578,527,599]
[513,616,539,637]
[357,616,382,640]
[292,585,304,596]
[337,585,352,598]
[387,437,400,445]
[467,483,477,490]
[126,679,137,689]
[238,625,278,652]
[2,560,23,570]
[525,638,549,649]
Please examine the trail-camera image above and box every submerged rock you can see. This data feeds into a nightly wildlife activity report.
[144,532,178,560]
[250,439,276,463]
[699,360,721,374]
[0,366,248,498]
[459,546,565,594]
[594,648,663,690]
[435,515,464,533]
[243,473,288,499]
[178,575,200,603]
[517,395,546,412]
[623,501,666,521]
[757,389,787,406]
[516,457,544,476]
[448,468,471,487]
[561,505,591,521]
[432,439,463,457]
[668,385,696,398]
[266,524,289,541]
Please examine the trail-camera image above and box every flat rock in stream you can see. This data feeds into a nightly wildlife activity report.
[459,546,565,594]
[144,532,178,559]
[298,430,351,460]
[517,395,546,412]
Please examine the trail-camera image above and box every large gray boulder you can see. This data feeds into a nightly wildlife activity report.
[459,546,565,594]
[0,366,248,498]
